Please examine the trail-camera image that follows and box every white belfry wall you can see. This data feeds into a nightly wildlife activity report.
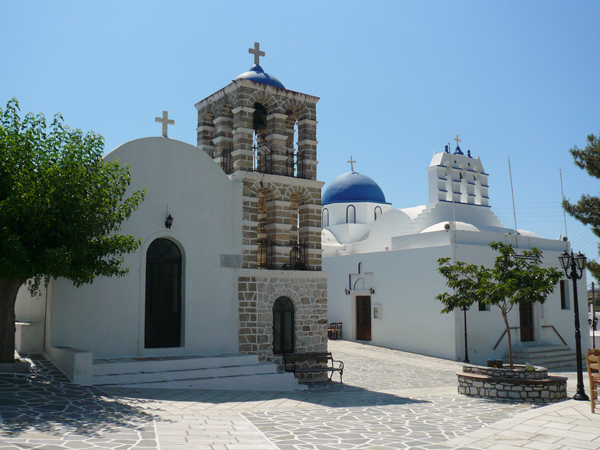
[48,137,243,358]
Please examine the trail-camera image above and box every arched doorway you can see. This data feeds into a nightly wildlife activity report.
[145,238,182,348]
[273,297,295,354]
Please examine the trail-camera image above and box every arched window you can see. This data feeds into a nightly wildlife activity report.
[145,238,182,349]
[346,205,356,224]
[358,262,362,274]
[322,208,329,227]
[374,206,382,221]
[273,297,295,354]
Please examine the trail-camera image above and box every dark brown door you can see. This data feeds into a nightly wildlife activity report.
[145,238,182,348]
[519,302,534,342]
[356,296,371,341]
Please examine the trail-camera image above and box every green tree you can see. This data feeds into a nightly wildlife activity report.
[563,132,600,280]
[0,99,145,363]
[436,242,562,368]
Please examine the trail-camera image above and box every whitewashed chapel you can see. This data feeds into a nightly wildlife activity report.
[15,44,328,389]
[323,140,589,367]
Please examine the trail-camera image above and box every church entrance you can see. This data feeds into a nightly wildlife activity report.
[356,295,371,341]
[145,238,182,348]
[519,302,534,342]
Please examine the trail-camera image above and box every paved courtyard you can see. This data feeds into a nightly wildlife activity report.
[0,340,598,449]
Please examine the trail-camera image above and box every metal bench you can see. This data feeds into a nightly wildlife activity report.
[283,351,344,382]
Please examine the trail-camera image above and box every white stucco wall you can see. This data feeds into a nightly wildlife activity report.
[325,229,588,365]
[48,137,243,358]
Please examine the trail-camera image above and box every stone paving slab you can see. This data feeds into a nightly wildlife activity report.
[1,340,597,450]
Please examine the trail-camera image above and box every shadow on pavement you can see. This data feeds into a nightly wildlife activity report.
[0,356,159,438]
[102,379,429,410]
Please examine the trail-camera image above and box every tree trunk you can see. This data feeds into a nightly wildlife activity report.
[0,278,26,363]
[501,309,514,369]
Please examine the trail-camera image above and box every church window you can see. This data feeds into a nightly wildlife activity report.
[560,280,570,309]
[374,206,382,221]
[322,208,329,227]
[273,297,295,354]
[358,262,362,274]
[346,205,356,224]
[145,238,183,349]
[478,301,490,311]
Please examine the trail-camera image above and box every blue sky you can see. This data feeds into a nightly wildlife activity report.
[2,1,600,284]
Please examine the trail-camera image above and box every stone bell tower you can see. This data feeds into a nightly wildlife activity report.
[195,43,328,372]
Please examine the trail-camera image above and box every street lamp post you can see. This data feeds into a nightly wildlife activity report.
[589,282,598,349]
[460,305,470,363]
[558,250,589,401]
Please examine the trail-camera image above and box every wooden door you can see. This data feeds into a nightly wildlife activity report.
[356,295,371,341]
[145,238,182,348]
[519,302,534,342]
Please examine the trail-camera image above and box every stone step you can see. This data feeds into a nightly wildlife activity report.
[121,372,306,391]
[90,352,303,391]
[93,353,257,376]
[510,345,571,355]
[93,363,278,386]
[506,345,580,370]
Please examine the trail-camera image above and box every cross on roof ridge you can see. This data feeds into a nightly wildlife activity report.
[155,111,175,137]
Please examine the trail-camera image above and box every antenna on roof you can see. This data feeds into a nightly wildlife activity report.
[508,158,519,247]
[560,169,568,241]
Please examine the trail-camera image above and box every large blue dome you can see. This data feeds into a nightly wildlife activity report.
[235,64,285,89]
[322,172,389,206]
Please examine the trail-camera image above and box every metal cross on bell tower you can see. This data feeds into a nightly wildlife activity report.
[453,134,462,148]
[248,42,265,65]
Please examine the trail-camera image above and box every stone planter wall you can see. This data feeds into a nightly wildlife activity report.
[457,364,567,403]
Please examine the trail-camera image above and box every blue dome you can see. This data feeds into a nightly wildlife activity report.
[235,64,285,89]
[322,172,389,206]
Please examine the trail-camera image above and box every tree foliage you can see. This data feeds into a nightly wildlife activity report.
[436,242,562,367]
[0,98,145,362]
[563,132,600,280]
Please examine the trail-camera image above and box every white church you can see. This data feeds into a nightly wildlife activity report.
[15,44,329,390]
[322,142,588,367]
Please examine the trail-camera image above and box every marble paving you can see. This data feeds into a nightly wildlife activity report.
[0,340,597,449]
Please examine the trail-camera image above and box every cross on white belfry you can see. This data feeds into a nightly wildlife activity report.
[248,42,265,65]
[155,111,175,137]
[347,156,356,172]
[453,134,462,148]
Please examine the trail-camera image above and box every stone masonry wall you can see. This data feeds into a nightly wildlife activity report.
[238,270,328,380]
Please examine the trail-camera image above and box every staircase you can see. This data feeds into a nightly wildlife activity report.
[92,353,305,391]
[507,345,579,370]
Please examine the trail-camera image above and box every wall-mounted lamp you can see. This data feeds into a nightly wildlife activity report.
[344,288,350,295]
[165,214,174,229]
[369,287,375,295]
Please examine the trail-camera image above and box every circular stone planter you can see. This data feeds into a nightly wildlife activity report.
[457,364,567,403]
